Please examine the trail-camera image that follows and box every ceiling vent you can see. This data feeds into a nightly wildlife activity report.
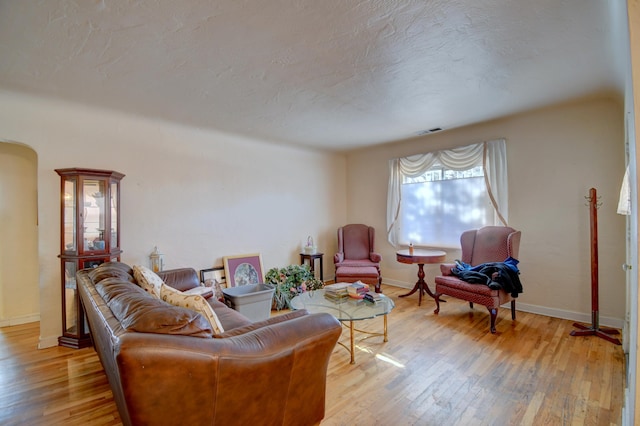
[416,127,443,136]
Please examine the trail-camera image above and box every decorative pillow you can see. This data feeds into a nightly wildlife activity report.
[133,265,164,298]
[160,283,224,334]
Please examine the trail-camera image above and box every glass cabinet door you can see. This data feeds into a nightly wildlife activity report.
[82,179,106,253]
[62,178,76,253]
[63,261,78,335]
[110,181,119,249]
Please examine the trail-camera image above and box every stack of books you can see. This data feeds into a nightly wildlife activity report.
[324,283,350,302]
[347,282,370,298]
[364,291,381,304]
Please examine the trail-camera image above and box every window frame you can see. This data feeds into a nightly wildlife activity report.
[387,139,508,248]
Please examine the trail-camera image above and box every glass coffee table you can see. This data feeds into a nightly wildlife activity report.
[289,288,395,364]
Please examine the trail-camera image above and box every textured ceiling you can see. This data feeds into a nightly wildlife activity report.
[0,0,624,151]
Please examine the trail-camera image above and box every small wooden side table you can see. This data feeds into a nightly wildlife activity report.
[396,249,446,306]
[300,252,324,281]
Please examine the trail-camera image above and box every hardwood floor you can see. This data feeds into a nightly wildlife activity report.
[0,286,625,425]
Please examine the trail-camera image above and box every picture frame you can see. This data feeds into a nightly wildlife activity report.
[199,266,226,301]
[200,266,226,287]
[223,253,264,287]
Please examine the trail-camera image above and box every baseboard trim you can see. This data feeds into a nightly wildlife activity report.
[516,302,624,330]
[0,313,40,328]
[38,335,59,349]
[381,280,624,330]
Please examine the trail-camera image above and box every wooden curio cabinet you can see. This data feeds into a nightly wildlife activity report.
[55,168,125,348]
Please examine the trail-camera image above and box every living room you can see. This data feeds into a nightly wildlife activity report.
[0,1,639,424]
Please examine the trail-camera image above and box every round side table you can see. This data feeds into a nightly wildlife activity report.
[396,248,446,306]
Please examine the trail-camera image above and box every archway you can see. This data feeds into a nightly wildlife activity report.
[0,142,39,326]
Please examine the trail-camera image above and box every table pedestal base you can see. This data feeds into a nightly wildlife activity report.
[398,263,439,306]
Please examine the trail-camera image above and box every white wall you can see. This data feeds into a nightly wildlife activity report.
[0,143,39,326]
[0,90,347,347]
[345,97,627,326]
[0,88,627,344]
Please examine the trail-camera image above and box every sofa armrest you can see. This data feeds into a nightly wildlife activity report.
[440,263,456,276]
[157,267,200,292]
[370,252,382,263]
[334,252,344,264]
[116,312,341,426]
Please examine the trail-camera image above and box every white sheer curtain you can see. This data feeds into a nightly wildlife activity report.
[386,139,508,247]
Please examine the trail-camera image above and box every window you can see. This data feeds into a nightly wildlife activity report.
[387,139,508,248]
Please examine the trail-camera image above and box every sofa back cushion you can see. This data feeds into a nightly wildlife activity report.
[89,262,136,284]
[100,279,214,338]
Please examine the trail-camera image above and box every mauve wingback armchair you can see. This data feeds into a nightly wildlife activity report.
[434,226,522,333]
[334,224,382,292]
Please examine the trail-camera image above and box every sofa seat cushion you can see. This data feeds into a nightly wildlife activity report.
[214,310,308,338]
[208,299,253,331]
[160,283,224,334]
[103,279,214,338]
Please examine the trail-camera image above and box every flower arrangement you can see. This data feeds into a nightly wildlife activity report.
[265,264,324,310]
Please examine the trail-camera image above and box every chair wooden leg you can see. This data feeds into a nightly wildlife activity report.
[469,302,474,309]
[511,300,516,320]
[375,276,382,293]
[489,308,497,334]
[434,293,441,314]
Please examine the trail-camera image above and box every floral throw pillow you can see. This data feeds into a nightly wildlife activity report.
[160,283,224,334]
[133,265,165,298]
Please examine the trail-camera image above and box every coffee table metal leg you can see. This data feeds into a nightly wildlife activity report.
[383,314,388,342]
[349,321,355,364]
[339,317,389,364]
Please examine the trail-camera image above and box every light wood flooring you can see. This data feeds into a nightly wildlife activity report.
[0,286,626,425]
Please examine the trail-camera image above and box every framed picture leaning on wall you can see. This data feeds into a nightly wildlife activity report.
[223,253,264,287]
[200,266,226,301]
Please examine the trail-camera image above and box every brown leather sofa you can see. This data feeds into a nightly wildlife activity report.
[77,261,341,426]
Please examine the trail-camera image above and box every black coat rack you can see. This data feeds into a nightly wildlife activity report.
[570,187,621,345]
